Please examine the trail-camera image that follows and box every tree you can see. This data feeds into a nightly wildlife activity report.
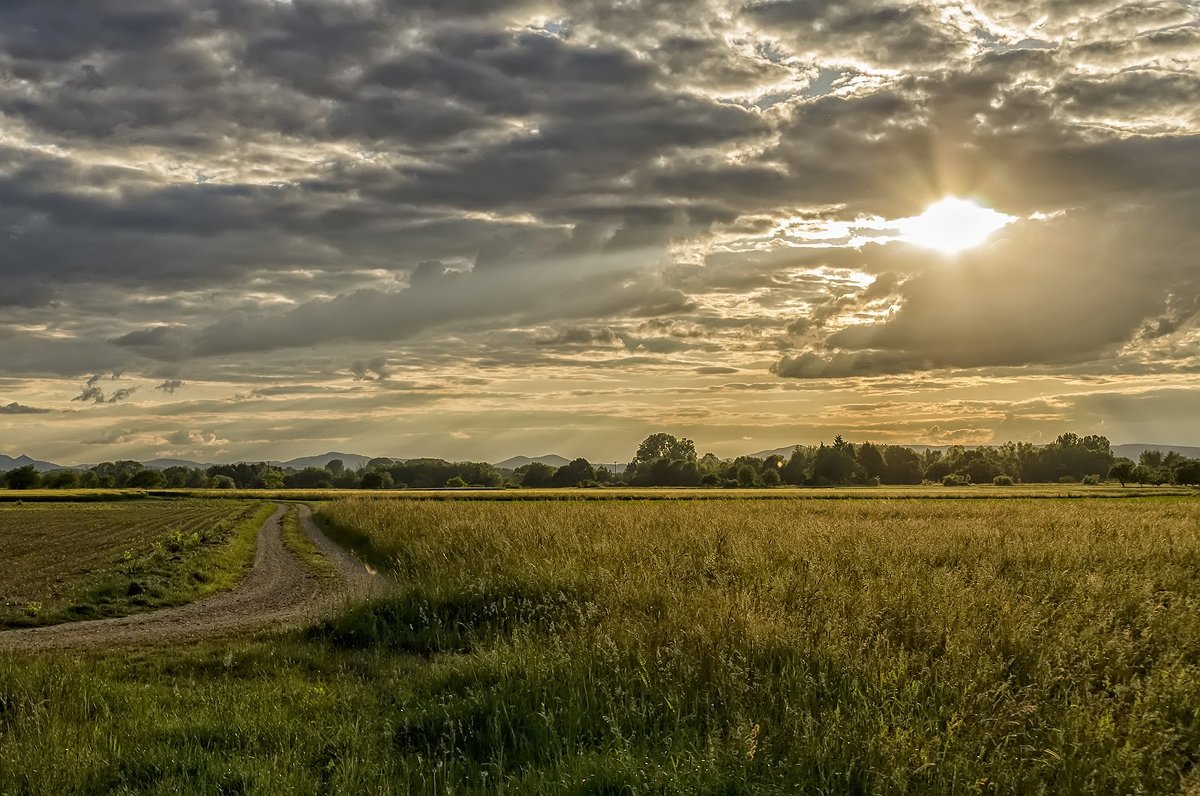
[43,470,80,489]
[760,469,782,486]
[1173,459,1200,486]
[286,467,334,489]
[923,459,953,483]
[446,476,468,488]
[781,447,814,485]
[856,443,885,480]
[129,469,165,488]
[1139,449,1165,469]
[812,445,858,485]
[630,433,697,468]
[552,458,596,488]
[961,453,1002,486]
[327,459,346,476]
[457,462,503,487]
[1109,460,1136,487]
[360,471,386,489]
[735,464,758,487]
[1131,465,1155,486]
[518,462,557,488]
[209,475,237,489]
[162,466,192,488]
[257,468,286,489]
[881,446,922,485]
[4,465,41,490]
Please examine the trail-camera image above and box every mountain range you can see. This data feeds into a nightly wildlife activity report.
[0,454,72,473]
[3,444,1198,474]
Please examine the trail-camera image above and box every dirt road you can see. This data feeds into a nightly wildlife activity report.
[0,504,386,652]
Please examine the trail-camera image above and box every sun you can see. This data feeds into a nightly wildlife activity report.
[894,197,1017,254]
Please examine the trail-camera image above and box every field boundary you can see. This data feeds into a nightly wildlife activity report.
[2,485,1196,503]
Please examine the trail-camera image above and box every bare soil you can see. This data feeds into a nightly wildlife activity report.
[0,504,386,652]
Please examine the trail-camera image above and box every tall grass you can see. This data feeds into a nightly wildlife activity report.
[315,496,1200,792]
[3,497,1200,793]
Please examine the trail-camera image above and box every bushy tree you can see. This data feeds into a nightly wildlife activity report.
[881,446,922,485]
[781,447,814,485]
[4,465,41,490]
[552,459,596,488]
[856,443,885,480]
[285,468,333,489]
[129,469,165,488]
[43,470,80,489]
[812,445,859,485]
[631,433,697,467]
[517,462,557,488]
[360,471,387,489]
[1173,459,1200,486]
[1109,460,1136,487]
[736,464,758,487]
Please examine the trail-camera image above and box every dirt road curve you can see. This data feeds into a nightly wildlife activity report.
[0,504,386,652]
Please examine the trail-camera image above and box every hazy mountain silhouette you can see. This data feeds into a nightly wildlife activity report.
[495,455,571,470]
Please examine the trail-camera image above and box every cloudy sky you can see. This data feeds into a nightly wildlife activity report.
[1,0,1198,464]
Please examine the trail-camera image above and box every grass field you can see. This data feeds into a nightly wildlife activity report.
[3,495,1200,793]
[0,499,270,628]
[3,483,1196,503]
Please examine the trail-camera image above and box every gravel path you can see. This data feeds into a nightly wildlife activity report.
[0,504,386,652]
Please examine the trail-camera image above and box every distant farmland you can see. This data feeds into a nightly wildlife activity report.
[0,499,266,628]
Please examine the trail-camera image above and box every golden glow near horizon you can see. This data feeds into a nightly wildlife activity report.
[894,198,1017,254]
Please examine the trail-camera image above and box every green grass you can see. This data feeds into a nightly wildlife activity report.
[3,496,1200,793]
[279,505,337,580]
[0,500,272,628]
[315,496,1200,793]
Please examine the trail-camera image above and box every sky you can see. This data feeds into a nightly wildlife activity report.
[1,0,1198,465]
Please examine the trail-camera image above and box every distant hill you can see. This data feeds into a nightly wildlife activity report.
[1113,443,1200,461]
[279,452,373,470]
[495,454,570,471]
[0,454,69,473]
[141,458,215,470]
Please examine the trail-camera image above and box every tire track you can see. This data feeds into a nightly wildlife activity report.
[0,504,385,652]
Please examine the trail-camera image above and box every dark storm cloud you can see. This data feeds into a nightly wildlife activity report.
[0,0,1196,391]
[743,0,968,68]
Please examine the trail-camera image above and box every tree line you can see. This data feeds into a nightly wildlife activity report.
[3,432,1199,490]
[616,432,1200,488]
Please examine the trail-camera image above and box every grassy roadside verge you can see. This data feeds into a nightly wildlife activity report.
[4,502,274,629]
[278,505,337,580]
[0,637,423,794]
